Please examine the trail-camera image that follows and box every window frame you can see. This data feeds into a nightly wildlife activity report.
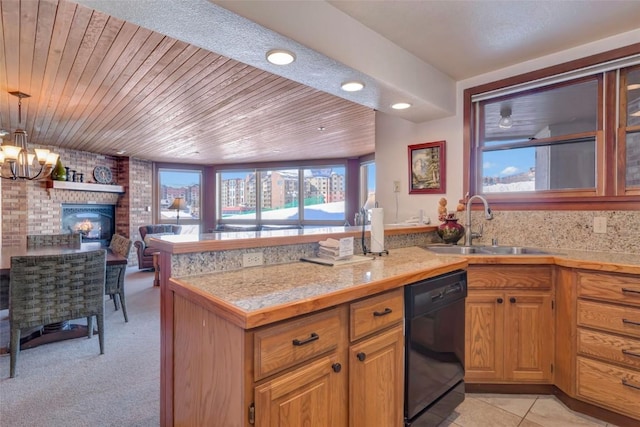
[463,43,640,210]
[155,164,204,229]
[216,161,349,227]
[619,65,640,196]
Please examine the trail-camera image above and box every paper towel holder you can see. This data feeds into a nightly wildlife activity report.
[364,246,389,256]
[361,202,388,257]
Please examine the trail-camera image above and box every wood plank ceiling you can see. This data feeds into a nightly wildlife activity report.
[0,0,375,165]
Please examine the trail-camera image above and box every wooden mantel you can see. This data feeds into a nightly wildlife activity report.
[46,180,124,194]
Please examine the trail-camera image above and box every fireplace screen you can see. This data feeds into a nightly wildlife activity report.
[61,204,115,246]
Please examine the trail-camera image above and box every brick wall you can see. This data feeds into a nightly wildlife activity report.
[1,145,154,266]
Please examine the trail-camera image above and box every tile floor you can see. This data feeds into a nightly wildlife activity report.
[443,394,618,427]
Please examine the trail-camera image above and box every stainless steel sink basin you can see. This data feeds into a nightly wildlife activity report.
[423,245,482,255]
[478,246,550,255]
[423,245,551,255]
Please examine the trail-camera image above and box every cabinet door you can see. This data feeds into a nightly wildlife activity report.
[255,354,347,427]
[349,325,404,427]
[465,291,505,381]
[505,292,554,382]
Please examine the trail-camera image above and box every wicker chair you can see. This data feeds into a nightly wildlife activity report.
[106,234,133,322]
[26,233,82,249]
[9,249,106,378]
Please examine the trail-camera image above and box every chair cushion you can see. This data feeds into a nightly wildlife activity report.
[143,233,175,247]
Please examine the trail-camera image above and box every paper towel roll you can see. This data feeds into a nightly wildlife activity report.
[370,208,385,253]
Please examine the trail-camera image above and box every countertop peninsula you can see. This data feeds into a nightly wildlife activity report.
[169,246,466,329]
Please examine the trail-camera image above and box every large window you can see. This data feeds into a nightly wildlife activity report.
[478,78,598,194]
[464,48,640,209]
[623,66,640,193]
[217,165,347,226]
[158,168,202,234]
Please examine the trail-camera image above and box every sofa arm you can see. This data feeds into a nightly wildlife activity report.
[134,240,146,264]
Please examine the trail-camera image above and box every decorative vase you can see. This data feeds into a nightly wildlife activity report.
[51,158,67,181]
[437,217,465,244]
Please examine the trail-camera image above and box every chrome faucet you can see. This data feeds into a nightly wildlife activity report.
[464,195,493,246]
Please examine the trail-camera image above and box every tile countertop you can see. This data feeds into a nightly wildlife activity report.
[168,246,467,329]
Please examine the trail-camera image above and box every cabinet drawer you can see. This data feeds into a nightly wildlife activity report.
[578,328,640,370]
[350,288,403,342]
[577,271,640,308]
[576,357,640,420]
[468,265,551,290]
[578,300,640,339]
[254,308,342,381]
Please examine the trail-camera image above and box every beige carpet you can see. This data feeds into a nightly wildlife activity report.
[0,268,160,427]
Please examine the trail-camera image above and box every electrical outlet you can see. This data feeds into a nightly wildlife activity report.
[593,217,607,234]
[243,252,263,267]
[393,180,401,193]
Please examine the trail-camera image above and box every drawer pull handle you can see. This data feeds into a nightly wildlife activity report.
[622,379,640,391]
[373,308,392,317]
[497,298,503,304]
[510,297,517,304]
[332,363,342,373]
[357,352,366,362]
[622,287,640,295]
[622,349,640,359]
[622,319,640,327]
[292,332,319,346]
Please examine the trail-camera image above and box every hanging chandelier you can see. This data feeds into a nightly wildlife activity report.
[0,91,59,180]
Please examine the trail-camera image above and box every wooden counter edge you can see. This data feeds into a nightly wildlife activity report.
[552,256,640,275]
[168,258,467,330]
[434,252,640,275]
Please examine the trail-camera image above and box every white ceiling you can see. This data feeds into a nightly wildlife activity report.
[78,0,640,125]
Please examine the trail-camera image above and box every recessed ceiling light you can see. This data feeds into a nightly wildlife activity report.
[115,149,126,155]
[341,81,364,92]
[318,126,326,131]
[391,102,411,110]
[628,83,640,90]
[266,49,295,65]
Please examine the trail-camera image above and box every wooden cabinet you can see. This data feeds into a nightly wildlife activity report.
[254,288,404,427]
[348,289,404,427]
[575,271,640,421]
[465,265,554,383]
[169,286,405,426]
[255,354,346,427]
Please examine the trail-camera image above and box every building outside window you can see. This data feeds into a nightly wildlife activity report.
[158,168,202,234]
[217,165,346,227]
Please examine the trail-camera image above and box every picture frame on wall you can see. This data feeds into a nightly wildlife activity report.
[408,140,446,194]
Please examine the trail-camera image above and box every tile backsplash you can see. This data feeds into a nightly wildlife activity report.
[471,210,640,254]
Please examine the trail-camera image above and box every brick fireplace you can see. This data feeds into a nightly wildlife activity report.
[1,148,154,267]
[62,204,116,246]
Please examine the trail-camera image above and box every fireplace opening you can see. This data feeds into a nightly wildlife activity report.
[61,204,115,246]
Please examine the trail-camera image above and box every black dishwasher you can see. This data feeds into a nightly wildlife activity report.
[404,269,467,426]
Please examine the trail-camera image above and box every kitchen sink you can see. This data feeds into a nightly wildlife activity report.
[477,246,550,255]
[422,245,482,255]
[423,245,552,255]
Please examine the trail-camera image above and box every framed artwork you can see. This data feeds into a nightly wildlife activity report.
[408,140,446,194]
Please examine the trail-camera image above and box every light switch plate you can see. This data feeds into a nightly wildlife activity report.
[593,217,607,234]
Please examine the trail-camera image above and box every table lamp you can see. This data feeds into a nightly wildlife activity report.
[168,197,187,224]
